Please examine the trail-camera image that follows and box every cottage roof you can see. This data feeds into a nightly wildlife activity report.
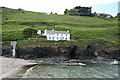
[46,30,69,34]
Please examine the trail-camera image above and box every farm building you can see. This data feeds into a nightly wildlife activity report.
[69,6,92,16]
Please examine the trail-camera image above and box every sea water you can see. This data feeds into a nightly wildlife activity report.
[22,62,118,78]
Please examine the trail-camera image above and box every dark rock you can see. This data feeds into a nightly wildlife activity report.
[16,47,34,59]
[2,48,12,57]
[2,43,119,61]
[69,46,77,59]
[107,50,120,60]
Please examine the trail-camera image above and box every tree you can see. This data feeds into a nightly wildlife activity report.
[54,13,57,15]
[18,8,23,11]
[50,12,53,14]
[92,12,97,17]
[64,9,68,14]
[115,13,119,18]
[65,6,92,16]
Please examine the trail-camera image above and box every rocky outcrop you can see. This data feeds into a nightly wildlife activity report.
[9,47,70,60]
[107,50,120,60]
[2,42,120,61]
[2,47,12,57]
[69,46,77,59]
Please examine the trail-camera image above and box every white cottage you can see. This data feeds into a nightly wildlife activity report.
[43,29,70,41]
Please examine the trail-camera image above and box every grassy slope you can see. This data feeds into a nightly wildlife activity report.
[2,7,118,50]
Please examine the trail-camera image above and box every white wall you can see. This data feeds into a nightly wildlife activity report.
[37,30,41,34]
[67,34,70,41]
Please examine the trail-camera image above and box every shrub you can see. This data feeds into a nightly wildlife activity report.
[5,18,8,20]
[2,31,24,41]
[18,8,23,11]
[22,28,37,38]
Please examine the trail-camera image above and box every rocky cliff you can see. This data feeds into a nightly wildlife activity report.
[2,42,120,61]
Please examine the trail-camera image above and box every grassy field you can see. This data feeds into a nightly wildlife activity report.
[2,7,118,50]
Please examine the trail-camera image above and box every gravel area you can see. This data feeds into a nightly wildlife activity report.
[0,56,37,79]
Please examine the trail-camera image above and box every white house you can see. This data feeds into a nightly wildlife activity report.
[43,29,70,41]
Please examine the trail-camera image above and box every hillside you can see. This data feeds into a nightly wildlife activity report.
[2,7,118,50]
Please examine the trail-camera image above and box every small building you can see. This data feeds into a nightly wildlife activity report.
[96,13,112,18]
[43,29,70,41]
[37,30,42,34]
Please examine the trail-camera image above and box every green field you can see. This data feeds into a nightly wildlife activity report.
[2,7,118,50]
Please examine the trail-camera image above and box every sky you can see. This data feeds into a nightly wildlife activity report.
[0,0,119,16]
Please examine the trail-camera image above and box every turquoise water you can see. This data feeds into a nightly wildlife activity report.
[22,63,118,78]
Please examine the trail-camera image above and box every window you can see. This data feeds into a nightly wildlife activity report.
[66,34,67,36]
[57,37,58,40]
[60,37,62,40]
[57,34,59,36]
[60,37,64,40]
[61,34,63,36]
[62,37,64,40]
[49,37,51,39]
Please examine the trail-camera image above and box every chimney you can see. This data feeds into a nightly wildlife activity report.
[45,29,47,31]
[67,30,69,32]
[44,29,47,35]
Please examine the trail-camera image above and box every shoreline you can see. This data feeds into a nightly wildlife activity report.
[0,56,118,79]
[0,56,38,79]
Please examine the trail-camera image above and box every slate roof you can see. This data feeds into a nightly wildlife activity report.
[46,30,69,34]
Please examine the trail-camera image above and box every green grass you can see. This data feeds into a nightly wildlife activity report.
[2,37,118,51]
[1,7,118,50]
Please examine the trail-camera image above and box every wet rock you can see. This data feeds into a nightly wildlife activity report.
[2,48,12,57]
[65,62,86,66]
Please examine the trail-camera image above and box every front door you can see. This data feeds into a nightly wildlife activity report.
[53,37,54,40]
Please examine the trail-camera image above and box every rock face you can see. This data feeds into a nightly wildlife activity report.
[2,48,12,57]
[69,46,77,59]
[107,50,120,60]
[11,47,70,60]
[2,43,120,60]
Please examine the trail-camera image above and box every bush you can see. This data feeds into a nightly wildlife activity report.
[18,8,23,11]
[5,18,8,20]
[22,28,37,38]
[2,31,24,41]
